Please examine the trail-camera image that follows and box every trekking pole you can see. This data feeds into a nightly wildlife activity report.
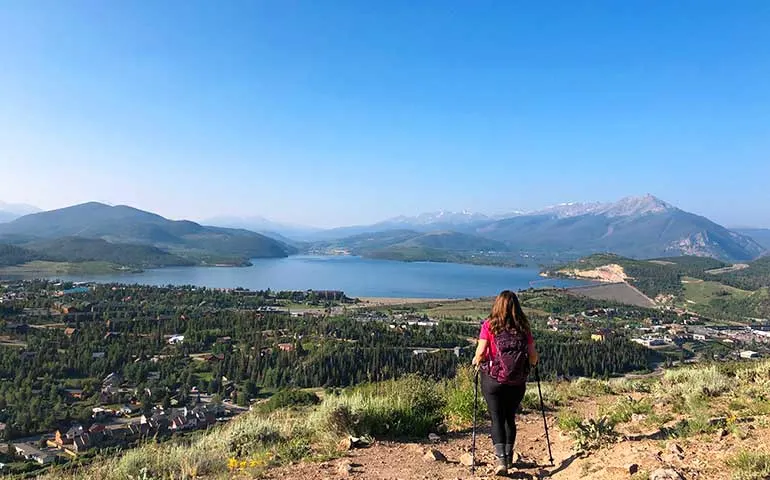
[534,366,554,466]
[471,369,479,474]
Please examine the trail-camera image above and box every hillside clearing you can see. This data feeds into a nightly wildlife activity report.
[681,276,752,305]
[566,282,656,308]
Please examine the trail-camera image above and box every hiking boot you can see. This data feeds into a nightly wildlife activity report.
[494,457,508,476]
[493,444,508,476]
[505,444,514,469]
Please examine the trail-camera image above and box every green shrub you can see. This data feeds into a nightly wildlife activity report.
[612,378,653,394]
[442,366,485,428]
[562,377,613,399]
[570,416,618,451]
[556,410,583,433]
[668,413,718,438]
[641,412,675,430]
[726,450,770,480]
[601,396,653,425]
[521,383,564,411]
[309,375,446,439]
[663,365,731,398]
[256,389,321,413]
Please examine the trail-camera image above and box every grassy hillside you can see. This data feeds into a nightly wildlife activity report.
[40,361,770,480]
[550,253,726,298]
[551,254,770,319]
[713,256,770,290]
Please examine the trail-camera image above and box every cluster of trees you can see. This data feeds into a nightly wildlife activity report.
[0,244,42,267]
[535,332,659,379]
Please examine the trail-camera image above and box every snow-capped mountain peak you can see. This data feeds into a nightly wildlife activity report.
[531,195,675,219]
[598,194,674,217]
[382,211,490,226]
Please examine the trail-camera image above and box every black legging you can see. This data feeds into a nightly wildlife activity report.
[481,372,526,446]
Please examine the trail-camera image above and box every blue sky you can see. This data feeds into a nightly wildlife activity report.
[1,1,769,228]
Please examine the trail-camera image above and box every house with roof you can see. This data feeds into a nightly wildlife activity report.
[64,388,85,401]
[126,423,153,439]
[14,443,56,465]
[53,424,85,447]
[103,372,123,388]
[206,353,225,363]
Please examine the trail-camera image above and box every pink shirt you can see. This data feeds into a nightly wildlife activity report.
[479,319,534,359]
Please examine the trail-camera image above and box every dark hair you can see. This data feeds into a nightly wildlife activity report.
[489,290,531,337]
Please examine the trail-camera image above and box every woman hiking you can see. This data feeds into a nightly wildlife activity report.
[472,290,539,476]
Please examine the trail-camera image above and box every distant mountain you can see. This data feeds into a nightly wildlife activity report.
[304,211,494,241]
[734,228,770,251]
[473,195,765,262]
[531,196,674,219]
[0,202,296,266]
[309,229,517,265]
[0,201,41,223]
[314,229,507,253]
[380,211,491,228]
[203,215,320,241]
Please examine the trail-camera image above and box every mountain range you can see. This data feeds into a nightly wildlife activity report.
[0,195,767,270]
[302,195,766,263]
[0,202,295,269]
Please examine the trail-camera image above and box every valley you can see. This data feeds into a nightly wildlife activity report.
[1,196,769,479]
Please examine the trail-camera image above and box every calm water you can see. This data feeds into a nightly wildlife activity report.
[40,255,586,298]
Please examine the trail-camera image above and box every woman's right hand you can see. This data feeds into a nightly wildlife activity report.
[471,355,482,371]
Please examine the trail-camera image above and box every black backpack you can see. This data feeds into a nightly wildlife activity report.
[488,329,530,385]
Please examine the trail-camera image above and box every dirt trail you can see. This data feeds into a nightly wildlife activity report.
[261,411,769,480]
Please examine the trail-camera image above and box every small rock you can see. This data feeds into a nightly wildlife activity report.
[459,452,475,467]
[423,449,447,462]
[336,461,353,476]
[627,463,640,475]
[667,442,684,456]
[632,413,648,423]
[650,468,684,480]
[428,432,441,443]
[605,467,628,476]
[337,437,353,451]
[662,453,684,464]
[716,428,729,440]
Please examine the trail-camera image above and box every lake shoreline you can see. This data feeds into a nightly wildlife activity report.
[1,255,588,299]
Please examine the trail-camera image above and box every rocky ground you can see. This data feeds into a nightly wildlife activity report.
[260,410,769,480]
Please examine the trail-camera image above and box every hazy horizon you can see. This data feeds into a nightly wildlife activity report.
[2,2,769,228]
